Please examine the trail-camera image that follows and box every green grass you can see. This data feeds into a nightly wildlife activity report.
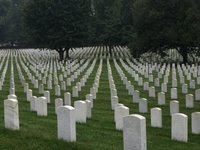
[0,54,200,150]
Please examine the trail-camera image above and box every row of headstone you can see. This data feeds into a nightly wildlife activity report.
[109,57,200,146]
[107,60,131,131]
[115,58,200,114]
[72,59,97,97]
[17,49,92,96]
[56,59,103,142]
[3,49,200,149]
[122,57,200,98]
[0,53,9,90]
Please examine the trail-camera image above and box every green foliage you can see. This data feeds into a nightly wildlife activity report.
[24,0,92,60]
[92,0,123,47]
[0,0,28,46]
[0,0,10,44]
[120,0,135,46]
[1,0,200,62]
[130,0,200,61]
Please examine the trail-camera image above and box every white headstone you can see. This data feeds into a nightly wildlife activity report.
[61,81,66,91]
[8,94,17,100]
[27,89,32,102]
[86,94,93,108]
[55,85,61,96]
[195,89,200,101]
[138,77,143,86]
[64,92,71,105]
[111,88,117,98]
[39,84,44,94]
[133,90,140,103]
[171,88,177,99]
[190,80,196,89]
[4,99,19,130]
[34,80,38,88]
[67,78,71,86]
[151,107,162,128]
[182,84,188,94]
[85,100,92,118]
[186,94,194,108]
[72,86,78,97]
[172,79,177,88]
[47,80,52,90]
[139,98,148,113]
[36,97,47,116]
[171,113,188,142]
[149,87,155,97]
[24,83,29,93]
[44,91,50,103]
[55,98,63,114]
[143,82,149,91]
[192,112,200,134]
[30,96,37,112]
[115,105,129,130]
[74,101,87,123]
[158,92,165,105]
[123,114,146,150]
[111,96,119,110]
[161,83,167,93]
[10,88,15,95]
[149,75,153,82]
[90,87,96,99]
[154,78,160,87]
[170,100,179,115]
[57,106,76,142]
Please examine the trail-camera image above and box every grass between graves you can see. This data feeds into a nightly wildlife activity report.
[0,56,200,150]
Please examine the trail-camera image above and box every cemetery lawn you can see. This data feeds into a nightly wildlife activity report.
[0,58,200,150]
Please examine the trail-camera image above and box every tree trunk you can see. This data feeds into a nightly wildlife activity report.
[58,49,64,61]
[65,48,70,60]
[180,47,188,64]
[108,45,112,56]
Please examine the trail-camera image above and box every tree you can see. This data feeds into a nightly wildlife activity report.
[0,0,10,45]
[0,0,29,47]
[131,0,200,63]
[120,0,136,56]
[92,0,123,55]
[24,0,91,61]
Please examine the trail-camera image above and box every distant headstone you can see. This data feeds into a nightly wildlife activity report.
[171,88,177,99]
[115,105,129,130]
[158,92,165,105]
[74,101,87,123]
[192,112,200,134]
[195,89,200,101]
[30,96,37,112]
[151,108,162,128]
[139,98,148,113]
[186,94,194,108]
[55,98,63,114]
[36,97,47,116]
[170,100,179,115]
[64,92,71,105]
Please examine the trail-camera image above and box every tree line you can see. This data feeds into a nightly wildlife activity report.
[0,0,200,63]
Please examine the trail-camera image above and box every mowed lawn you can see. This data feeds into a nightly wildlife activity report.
[0,57,200,150]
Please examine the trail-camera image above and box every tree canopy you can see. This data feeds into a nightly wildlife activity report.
[91,0,123,53]
[24,0,92,60]
[1,0,200,63]
[0,0,28,47]
[130,0,200,62]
